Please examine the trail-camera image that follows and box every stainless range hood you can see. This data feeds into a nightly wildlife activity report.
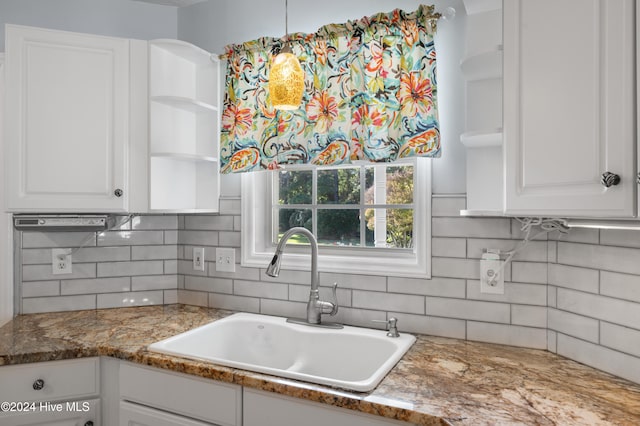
[13,214,111,232]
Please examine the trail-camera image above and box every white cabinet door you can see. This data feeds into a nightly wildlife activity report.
[4,25,130,212]
[243,389,413,426]
[120,401,215,426]
[0,398,99,426]
[504,0,635,217]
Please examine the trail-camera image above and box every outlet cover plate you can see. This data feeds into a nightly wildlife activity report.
[480,254,504,294]
[193,247,205,271]
[52,248,73,275]
[215,248,236,272]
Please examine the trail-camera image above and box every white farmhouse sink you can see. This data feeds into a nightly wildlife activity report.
[148,313,416,392]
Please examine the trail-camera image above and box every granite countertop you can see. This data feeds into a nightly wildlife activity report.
[1,305,639,425]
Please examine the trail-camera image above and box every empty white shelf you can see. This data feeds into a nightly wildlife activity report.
[150,96,217,113]
[150,152,219,163]
[460,130,503,148]
[460,47,503,81]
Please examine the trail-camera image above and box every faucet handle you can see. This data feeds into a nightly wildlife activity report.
[372,317,400,338]
[328,282,339,316]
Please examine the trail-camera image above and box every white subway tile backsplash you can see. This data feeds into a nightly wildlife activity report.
[97,291,164,309]
[260,268,309,285]
[184,215,234,231]
[164,289,179,304]
[22,232,96,249]
[23,295,96,314]
[210,264,260,281]
[432,217,511,238]
[548,263,599,293]
[511,262,547,284]
[600,229,640,249]
[233,216,241,231]
[260,299,306,318]
[353,291,424,314]
[219,198,241,215]
[178,230,219,246]
[22,247,130,264]
[390,312,466,339]
[22,281,60,298]
[511,305,547,328]
[320,272,386,291]
[131,245,177,260]
[164,230,179,245]
[177,289,208,307]
[426,297,510,323]
[209,293,260,313]
[388,277,466,298]
[466,281,547,306]
[547,241,557,263]
[98,231,164,246]
[61,277,131,295]
[558,242,640,276]
[467,322,547,349]
[331,307,386,328]
[131,275,178,291]
[431,197,465,217]
[219,231,241,247]
[234,280,288,300]
[432,257,482,280]
[549,228,599,244]
[432,238,466,258]
[185,276,233,294]
[557,334,640,385]
[547,330,557,353]
[466,239,547,262]
[600,322,640,358]
[97,261,164,278]
[547,308,599,343]
[23,263,96,282]
[131,215,178,230]
[600,271,640,303]
[164,260,178,274]
[547,286,557,308]
[557,288,640,331]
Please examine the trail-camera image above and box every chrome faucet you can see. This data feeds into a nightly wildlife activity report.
[266,227,342,329]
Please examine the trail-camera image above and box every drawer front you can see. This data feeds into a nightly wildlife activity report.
[0,358,99,403]
[120,401,215,426]
[119,362,241,426]
[0,398,99,426]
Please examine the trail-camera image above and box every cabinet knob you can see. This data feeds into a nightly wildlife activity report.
[32,379,45,390]
[601,172,621,188]
[636,173,640,185]
[84,422,94,426]
[114,189,123,197]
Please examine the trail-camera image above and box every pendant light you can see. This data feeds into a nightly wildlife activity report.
[269,0,304,110]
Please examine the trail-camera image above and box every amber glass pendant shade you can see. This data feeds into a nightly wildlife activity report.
[269,44,304,110]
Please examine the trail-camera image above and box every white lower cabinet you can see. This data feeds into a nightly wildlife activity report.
[120,401,215,426]
[243,389,413,426]
[118,362,241,426]
[0,358,100,426]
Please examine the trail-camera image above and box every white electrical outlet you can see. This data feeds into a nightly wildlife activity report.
[480,252,504,294]
[52,248,73,275]
[193,247,205,271]
[215,248,236,272]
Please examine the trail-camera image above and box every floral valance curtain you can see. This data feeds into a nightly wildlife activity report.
[220,4,441,174]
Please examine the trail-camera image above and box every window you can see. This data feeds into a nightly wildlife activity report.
[241,158,431,278]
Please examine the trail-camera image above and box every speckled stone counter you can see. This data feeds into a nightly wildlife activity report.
[1,305,639,425]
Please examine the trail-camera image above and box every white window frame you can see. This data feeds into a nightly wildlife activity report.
[241,158,431,278]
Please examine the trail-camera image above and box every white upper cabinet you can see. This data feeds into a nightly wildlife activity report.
[3,25,220,213]
[503,0,636,217]
[4,25,133,212]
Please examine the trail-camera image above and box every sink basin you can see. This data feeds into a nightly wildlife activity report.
[148,313,416,392]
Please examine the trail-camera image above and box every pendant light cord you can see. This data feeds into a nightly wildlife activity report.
[285,0,289,42]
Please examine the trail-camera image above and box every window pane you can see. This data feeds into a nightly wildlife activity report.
[278,170,312,205]
[386,166,413,204]
[277,209,312,243]
[318,168,360,204]
[365,165,414,205]
[317,209,360,246]
[365,208,414,248]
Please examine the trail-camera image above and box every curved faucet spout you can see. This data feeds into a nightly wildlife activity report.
[265,227,339,327]
[266,227,319,292]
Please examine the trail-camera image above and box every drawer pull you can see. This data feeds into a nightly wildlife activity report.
[32,379,45,390]
[114,188,124,197]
